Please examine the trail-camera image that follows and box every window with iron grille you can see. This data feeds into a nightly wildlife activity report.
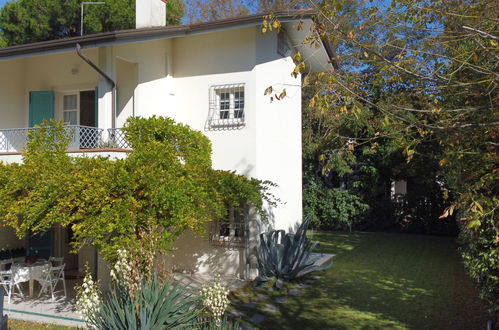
[207,84,245,130]
[209,206,246,248]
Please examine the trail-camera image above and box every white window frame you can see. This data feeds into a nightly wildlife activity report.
[207,84,245,130]
[62,93,79,126]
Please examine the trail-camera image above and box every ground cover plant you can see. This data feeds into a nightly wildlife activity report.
[230,231,489,329]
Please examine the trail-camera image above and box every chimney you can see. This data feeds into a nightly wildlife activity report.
[136,0,166,29]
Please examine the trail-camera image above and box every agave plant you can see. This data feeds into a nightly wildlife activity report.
[89,275,200,330]
[255,218,333,289]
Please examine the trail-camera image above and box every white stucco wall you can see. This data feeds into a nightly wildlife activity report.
[114,38,174,120]
[0,59,26,129]
[173,27,257,176]
[0,25,305,278]
[254,31,303,231]
[163,228,245,277]
[116,58,138,127]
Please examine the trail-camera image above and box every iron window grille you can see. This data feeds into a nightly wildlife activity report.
[206,84,245,130]
[209,206,246,248]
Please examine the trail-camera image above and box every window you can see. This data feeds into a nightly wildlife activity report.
[63,94,78,125]
[207,84,245,130]
[209,206,246,248]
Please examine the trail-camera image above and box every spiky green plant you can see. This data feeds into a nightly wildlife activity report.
[89,276,200,330]
[255,218,333,289]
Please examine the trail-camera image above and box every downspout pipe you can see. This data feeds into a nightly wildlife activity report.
[76,43,116,129]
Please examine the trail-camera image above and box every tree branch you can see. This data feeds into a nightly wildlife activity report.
[462,26,499,41]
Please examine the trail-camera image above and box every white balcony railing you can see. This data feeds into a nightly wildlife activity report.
[0,126,130,153]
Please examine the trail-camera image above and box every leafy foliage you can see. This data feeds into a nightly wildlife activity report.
[303,175,368,231]
[255,218,333,289]
[185,0,308,23]
[90,276,200,330]
[0,117,272,278]
[261,0,497,315]
[0,0,185,46]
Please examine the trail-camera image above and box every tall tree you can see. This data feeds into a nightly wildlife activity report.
[258,0,305,11]
[186,0,249,23]
[0,0,185,46]
[284,0,497,317]
[185,0,306,23]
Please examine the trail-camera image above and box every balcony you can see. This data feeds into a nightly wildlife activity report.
[0,126,130,153]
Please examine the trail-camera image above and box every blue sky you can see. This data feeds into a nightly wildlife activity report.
[0,0,7,8]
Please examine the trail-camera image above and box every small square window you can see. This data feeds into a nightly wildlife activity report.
[207,84,245,130]
[209,206,246,248]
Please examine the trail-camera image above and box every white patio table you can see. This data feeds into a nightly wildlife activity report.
[11,260,49,297]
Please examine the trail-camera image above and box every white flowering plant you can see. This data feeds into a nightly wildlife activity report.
[75,266,102,328]
[200,274,231,327]
[110,249,132,283]
[110,248,143,297]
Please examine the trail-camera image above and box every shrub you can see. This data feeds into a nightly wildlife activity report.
[77,250,240,329]
[303,178,368,231]
[255,218,333,289]
[91,276,200,330]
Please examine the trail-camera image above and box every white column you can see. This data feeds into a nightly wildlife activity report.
[98,46,116,140]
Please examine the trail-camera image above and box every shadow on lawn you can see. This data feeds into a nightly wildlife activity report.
[230,232,487,330]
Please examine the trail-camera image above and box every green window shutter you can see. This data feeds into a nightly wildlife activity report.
[29,91,54,127]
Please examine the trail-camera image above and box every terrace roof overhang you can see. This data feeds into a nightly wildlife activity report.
[0,9,335,71]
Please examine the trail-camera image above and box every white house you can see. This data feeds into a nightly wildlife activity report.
[0,0,333,281]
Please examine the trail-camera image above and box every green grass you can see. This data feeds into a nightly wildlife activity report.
[8,318,76,329]
[230,232,489,329]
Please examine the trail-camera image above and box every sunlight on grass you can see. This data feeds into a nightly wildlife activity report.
[8,319,75,330]
[231,232,488,329]
[326,306,408,329]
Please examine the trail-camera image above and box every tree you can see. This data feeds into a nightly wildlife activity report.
[258,0,306,12]
[0,0,185,46]
[269,0,497,317]
[185,0,306,23]
[0,118,272,277]
[186,0,249,23]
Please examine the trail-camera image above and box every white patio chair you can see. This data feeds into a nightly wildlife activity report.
[0,268,24,304]
[48,257,64,267]
[38,264,66,301]
[0,260,12,272]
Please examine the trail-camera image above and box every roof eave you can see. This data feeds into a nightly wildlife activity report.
[0,9,321,60]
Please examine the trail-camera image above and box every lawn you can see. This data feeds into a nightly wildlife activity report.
[8,319,75,329]
[5,232,488,329]
[229,231,489,329]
